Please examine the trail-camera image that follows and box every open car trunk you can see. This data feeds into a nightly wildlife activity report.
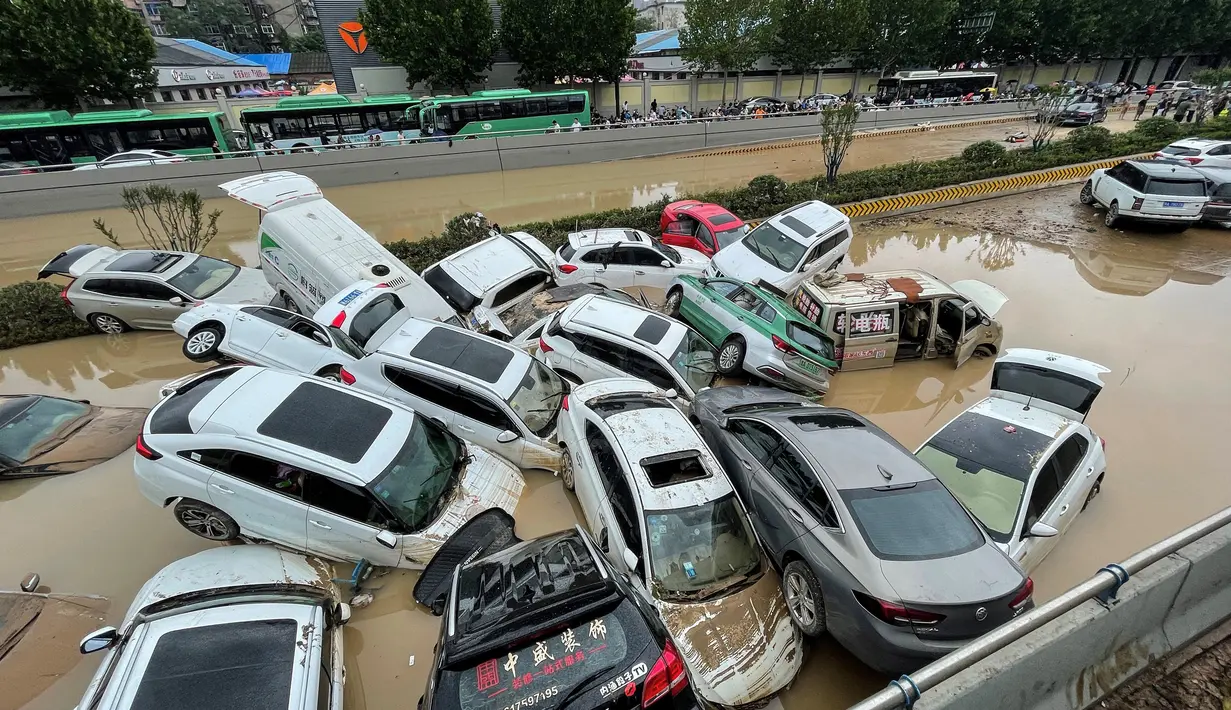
[991,348,1109,422]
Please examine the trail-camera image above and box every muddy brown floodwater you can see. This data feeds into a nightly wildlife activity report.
[8,153,1229,710]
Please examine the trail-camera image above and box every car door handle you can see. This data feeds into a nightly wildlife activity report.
[741,460,753,470]
[309,520,332,530]
[210,484,234,495]
[106,302,120,306]
[788,509,805,524]
[275,332,288,339]
[635,270,646,275]
[885,336,898,342]
[1058,505,1069,515]
[458,424,475,434]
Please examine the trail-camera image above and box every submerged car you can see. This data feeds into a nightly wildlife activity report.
[666,275,836,393]
[915,349,1109,572]
[0,394,146,479]
[135,366,524,567]
[660,200,749,257]
[692,386,1034,676]
[416,516,702,710]
[37,245,274,334]
[557,378,803,706]
[76,545,347,710]
[553,228,711,293]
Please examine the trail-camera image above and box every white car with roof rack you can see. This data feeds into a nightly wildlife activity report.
[553,228,710,292]
[337,317,568,471]
[555,377,803,707]
[136,365,524,567]
[915,349,1110,572]
[76,545,347,710]
[706,200,852,291]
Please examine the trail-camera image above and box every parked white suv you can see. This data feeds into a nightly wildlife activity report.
[339,318,568,471]
[527,293,719,401]
[1154,138,1231,168]
[136,366,524,568]
[706,200,852,291]
[1080,160,1209,229]
[76,545,347,710]
[553,228,710,291]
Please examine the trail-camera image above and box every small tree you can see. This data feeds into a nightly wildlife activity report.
[820,102,860,183]
[1026,87,1069,152]
[360,0,495,92]
[94,185,221,253]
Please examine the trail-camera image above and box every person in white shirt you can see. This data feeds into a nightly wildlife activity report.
[570,118,582,132]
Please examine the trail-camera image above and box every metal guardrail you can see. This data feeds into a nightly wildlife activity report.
[848,504,1231,710]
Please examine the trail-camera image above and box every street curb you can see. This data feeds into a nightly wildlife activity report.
[677,114,1028,160]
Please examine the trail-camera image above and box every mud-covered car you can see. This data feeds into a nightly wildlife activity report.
[501,283,642,347]
[0,394,146,479]
[415,513,702,710]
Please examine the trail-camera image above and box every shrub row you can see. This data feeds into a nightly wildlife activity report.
[0,281,93,350]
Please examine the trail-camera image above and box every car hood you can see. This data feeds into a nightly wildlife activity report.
[210,266,276,305]
[672,247,712,271]
[709,241,786,284]
[655,569,801,706]
[951,279,1008,317]
[877,543,1023,604]
[0,591,110,710]
[15,406,147,478]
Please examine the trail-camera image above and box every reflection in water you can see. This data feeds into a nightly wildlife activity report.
[826,357,993,426]
[1069,248,1225,296]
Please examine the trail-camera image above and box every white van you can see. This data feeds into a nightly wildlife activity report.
[219,171,464,328]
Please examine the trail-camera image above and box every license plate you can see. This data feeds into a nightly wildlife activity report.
[1164,201,1185,208]
[468,313,481,328]
[793,357,821,375]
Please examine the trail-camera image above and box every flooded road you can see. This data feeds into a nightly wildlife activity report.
[0,117,1130,288]
[8,164,1228,708]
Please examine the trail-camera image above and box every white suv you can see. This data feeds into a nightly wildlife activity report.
[553,228,710,291]
[1080,160,1209,229]
[77,545,347,710]
[339,318,568,471]
[136,366,524,568]
[1155,138,1231,168]
[530,293,719,401]
[706,200,852,291]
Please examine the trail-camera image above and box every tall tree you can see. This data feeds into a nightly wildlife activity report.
[501,0,636,88]
[768,0,865,96]
[679,0,772,103]
[162,0,270,53]
[850,0,957,76]
[283,29,326,53]
[360,0,495,92]
[0,0,156,110]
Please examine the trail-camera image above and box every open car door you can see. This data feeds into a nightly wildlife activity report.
[218,171,323,212]
[990,348,1109,422]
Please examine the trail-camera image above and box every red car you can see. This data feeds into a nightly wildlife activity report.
[660,200,749,256]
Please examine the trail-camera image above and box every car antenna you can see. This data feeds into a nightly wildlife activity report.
[1023,394,1033,412]
[877,465,893,481]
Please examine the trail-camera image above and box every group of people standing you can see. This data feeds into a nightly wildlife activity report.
[1124,85,1229,124]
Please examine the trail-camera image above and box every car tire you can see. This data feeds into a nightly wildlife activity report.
[316,365,343,382]
[1079,181,1095,205]
[783,560,826,636]
[1104,202,1120,228]
[717,337,746,376]
[665,288,683,318]
[559,446,576,491]
[281,292,301,314]
[1082,475,1104,511]
[88,312,129,335]
[173,500,240,541]
[183,323,225,362]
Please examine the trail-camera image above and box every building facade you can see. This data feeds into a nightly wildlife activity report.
[122,0,319,48]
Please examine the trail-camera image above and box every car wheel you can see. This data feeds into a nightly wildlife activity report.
[974,344,996,359]
[783,560,826,636]
[559,446,576,491]
[173,500,240,541]
[316,365,343,382]
[183,323,224,362]
[717,337,746,376]
[281,292,301,314]
[88,312,129,334]
[665,288,683,318]
[1079,181,1095,205]
[1104,202,1120,228]
[1082,475,1104,511]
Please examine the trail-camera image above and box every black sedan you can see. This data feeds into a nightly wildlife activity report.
[1057,102,1107,125]
[1,395,147,479]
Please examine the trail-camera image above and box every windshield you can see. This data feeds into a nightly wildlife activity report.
[917,444,1026,543]
[1147,179,1206,197]
[715,226,749,250]
[657,242,682,263]
[368,417,464,531]
[507,359,566,437]
[349,293,405,347]
[645,493,762,599]
[668,330,718,393]
[423,265,479,313]
[0,396,89,463]
[167,256,239,299]
[839,479,986,561]
[741,223,808,272]
[328,327,367,359]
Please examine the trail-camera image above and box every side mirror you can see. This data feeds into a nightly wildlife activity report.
[622,548,640,570]
[598,528,610,553]
[1028,521,1059,539]
[665,388,678,399]
[496,430,519,444]
[169,296,186,306]
[80,627,119,655]
[376,530,398,549]
[801,260,819,273]
[333,602,352,625]
[660,260,672,268]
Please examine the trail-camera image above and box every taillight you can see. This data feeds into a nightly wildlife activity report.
[557,263,578,274]
[642,640,688,707]
[771,334,796,354]
[1184,157,1205,165]
[330,311,346,327]
[538,337,554,353]
[1010,577,1034,610]
[854,591,945,626]
[1131,197,1144,211]
[338,367,356,385]
[135,433,162,460]
[1099,436,1106,451]
[59,279,74,307]
[561,394,569,411]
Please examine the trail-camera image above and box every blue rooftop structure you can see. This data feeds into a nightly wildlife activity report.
[171,38,262,66]
[238,53,293,75]
[633,30,680,54]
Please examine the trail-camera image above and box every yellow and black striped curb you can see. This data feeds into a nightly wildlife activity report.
[676,114,1027,160]
[839,154,1153,218]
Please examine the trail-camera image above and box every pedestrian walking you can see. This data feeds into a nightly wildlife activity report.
[1174,98,1192,122]
[650,98,657,115]
[1134,98,1147,120]
[1119,100,1130,120]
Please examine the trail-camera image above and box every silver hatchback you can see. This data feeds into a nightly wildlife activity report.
[38,245,274,333]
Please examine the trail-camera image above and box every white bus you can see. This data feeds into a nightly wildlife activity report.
[874,70,999,103]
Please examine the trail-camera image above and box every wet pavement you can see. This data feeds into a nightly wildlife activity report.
[8,149,1231,709]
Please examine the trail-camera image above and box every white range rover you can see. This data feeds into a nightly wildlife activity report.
[1080,160,1209,229]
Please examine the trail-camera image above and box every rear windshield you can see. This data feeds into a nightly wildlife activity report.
[1146,178,1206,197]
[150,370,232,434]
[424,265,479,313]
[787,322,836,363]
[741,223,807,272]
[559,244,577,262]
[349,293,405,347]
[1161,145,1201,156]
[839,479,985,561]
[991,362,1101,416]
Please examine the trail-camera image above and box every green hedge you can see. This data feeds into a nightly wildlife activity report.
[0,281,93,350]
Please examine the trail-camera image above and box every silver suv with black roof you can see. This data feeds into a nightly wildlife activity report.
[135,365,524,568]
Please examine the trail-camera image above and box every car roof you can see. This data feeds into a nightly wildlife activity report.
[969,396,1078,440]
[759,200,849,244]
[803,269,956,306]
[1170,138,1226,148]
[1129,160,1207,179]
[377,318,531,396]
[1191,165,1231,183]
[96,250,194,276]
[562,295,685,358]
[436,235,542,296]
[603,407,733,510]
[567,228,651,249]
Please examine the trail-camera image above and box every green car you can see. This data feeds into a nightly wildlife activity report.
[665,275,837,393]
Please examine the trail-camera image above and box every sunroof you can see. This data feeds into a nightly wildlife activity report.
[789,413,865,431]
[257,382,390,463]
[709,214,737,226]
[779,215,816,238]
[409,327,515,383]
[590,396,673,418]
[641,451,710,487]
[633,315,671,344]
[106,252,183,273]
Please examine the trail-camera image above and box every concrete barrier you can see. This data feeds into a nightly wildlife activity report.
[910,524,1231,710]
[0,102,1029,219]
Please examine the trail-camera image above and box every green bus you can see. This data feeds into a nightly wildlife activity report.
[415,88,590,137]
[0,109,233,167]
[239,94,421,152]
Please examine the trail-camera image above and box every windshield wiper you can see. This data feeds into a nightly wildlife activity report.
[554,665,618,708]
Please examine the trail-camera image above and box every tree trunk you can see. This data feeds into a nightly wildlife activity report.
[592,78,599,118]
[851,68,861,99]
[1029,62,1038,85]
[1146,57,1161,84]
[615,80,622,115]
[721,70,728,104]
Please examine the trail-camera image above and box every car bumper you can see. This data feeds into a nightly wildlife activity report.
[829,604,969,676]
[754,353,830,395]
[1123,211,1203,224]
